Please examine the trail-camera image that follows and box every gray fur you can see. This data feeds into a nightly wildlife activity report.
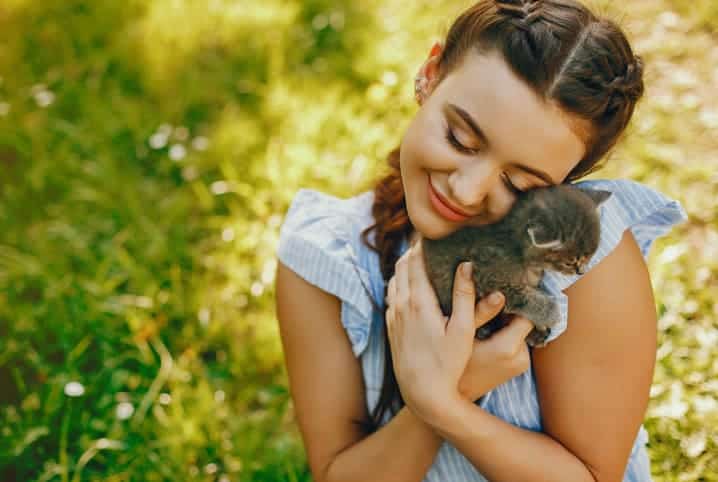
[422,184,611,347]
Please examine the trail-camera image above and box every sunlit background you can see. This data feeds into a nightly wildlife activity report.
[0,0,716,480]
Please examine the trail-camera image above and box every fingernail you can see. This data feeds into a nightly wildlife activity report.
[462,262,472,278]
[488,292,503,305]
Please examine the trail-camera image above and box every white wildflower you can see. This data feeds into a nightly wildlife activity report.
[169,144,187,161]
[191,136,209,151]
[198,307,211,326]
[221,227,235,242]
[64,381,85,397]
[149,132,168,149]
[210,180,230,195]
[116,402,134,420]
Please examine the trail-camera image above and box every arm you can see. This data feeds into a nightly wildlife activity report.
[418,230,656,482]
[275,261,443,482]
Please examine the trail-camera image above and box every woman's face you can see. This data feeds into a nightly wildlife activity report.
[400,48,587,240]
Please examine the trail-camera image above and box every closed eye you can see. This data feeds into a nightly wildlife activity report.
[501,173,525,194]
[444,125,478,154]
[444,126,527,195]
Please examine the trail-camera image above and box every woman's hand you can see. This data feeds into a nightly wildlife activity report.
[457,310,535,402]
[385,237,534,420]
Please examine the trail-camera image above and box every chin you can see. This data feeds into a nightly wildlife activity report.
[406,199,454,241]
[413,223,447,241]
[402,160,472,239]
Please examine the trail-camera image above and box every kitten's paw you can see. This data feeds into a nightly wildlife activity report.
[475,315,509,340]
[532,302,561,332]
[525,326,551,347]
[475,324,494,340]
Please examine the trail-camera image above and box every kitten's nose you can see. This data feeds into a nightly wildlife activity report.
[575,264,586,275]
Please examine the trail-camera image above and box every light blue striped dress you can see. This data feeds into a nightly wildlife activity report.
[277,179,687,481]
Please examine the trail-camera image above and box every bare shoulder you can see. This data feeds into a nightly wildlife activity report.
[275,261,369,482]
[532,230,657,480]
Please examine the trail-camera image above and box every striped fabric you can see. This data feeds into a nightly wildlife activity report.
[277,179,687,481]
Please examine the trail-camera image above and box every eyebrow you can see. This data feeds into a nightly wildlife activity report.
[445,102,558,185]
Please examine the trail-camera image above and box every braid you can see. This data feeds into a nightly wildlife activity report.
[569,47,645,179]
[494,0,542,16]
[606,56,644,99]
[495,0,543,31]
[592,54,644,116]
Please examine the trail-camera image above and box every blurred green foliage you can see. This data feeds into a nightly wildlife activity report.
[0,0,716,480]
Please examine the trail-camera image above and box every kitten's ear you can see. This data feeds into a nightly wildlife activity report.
[584,189,612,207]
[527,225,562,249]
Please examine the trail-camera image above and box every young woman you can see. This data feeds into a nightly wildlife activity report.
[275,1,687,481]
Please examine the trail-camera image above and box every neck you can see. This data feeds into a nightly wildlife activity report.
[409,230,421,248]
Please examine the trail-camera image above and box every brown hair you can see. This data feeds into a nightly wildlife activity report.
[356,0,644,433]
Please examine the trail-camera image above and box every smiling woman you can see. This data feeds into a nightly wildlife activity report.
[275,1,687,481]
[401,50,587,238]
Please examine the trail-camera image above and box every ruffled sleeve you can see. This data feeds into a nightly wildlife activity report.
[539,179,688,344]
[276,188,376,357]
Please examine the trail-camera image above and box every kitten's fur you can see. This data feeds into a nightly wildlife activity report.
[422,184,611,347]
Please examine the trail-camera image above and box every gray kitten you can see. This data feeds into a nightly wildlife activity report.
[422,184,612,347]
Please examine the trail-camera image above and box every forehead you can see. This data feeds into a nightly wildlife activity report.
[438,50,586,183]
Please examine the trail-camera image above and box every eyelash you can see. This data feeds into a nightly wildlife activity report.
[444,126,526,194]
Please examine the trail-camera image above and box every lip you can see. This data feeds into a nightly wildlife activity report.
[427,177,472,222]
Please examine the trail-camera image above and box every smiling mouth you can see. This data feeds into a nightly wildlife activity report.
[427,177,473,222]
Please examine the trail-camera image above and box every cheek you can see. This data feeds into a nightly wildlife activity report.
[482,195,516,224]
[400,114,449,170]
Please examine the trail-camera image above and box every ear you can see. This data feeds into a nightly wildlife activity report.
[417,42,443,94]
[527,225,562,249]
[583,189,612,207]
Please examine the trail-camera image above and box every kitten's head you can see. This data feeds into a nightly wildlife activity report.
[514,185,612,275]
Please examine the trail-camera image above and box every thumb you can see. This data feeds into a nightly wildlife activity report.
[447,262,476,337]
[474,291,505,330]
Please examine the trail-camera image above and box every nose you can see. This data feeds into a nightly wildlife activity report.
[447,158,500,210]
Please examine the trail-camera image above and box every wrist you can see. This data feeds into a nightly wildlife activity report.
[421,394,486,441]
[458,384,484,403]
[407,390,466,432]
[399,405,444,446]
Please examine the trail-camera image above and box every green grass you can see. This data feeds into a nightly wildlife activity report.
[0,0,716,480]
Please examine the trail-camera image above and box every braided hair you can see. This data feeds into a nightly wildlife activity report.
[356,0,645,433]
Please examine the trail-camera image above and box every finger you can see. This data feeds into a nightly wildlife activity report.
[474,291,505,330]
[385,275,396,306]
[509,316,535,339]
[407,239,441,314]
[395,249,410,315]
[385,305,401,358]
[446,260,475,337]
[492,315,535,351]
[386,304,395,338]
